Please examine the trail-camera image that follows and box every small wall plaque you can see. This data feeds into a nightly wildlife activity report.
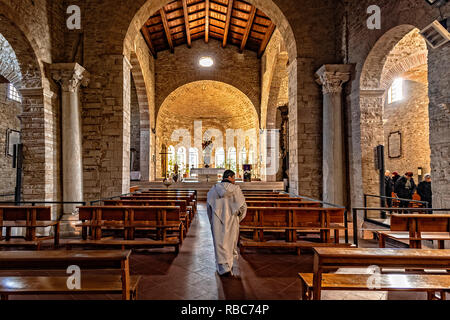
[388,131,402,158]
[6,129,21,157]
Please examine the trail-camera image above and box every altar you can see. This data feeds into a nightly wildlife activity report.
[190,168,225,182]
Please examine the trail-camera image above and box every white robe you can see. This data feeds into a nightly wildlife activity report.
[207,182,247,275]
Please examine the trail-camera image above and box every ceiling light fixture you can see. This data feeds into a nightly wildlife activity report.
[199,56,214,67]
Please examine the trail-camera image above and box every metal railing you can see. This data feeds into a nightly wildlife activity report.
[282,192,349,244]
[352,207,450,247]
[363,193,429,227]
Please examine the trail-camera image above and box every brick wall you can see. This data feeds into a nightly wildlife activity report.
[155,39,261,117]
[0,83,20,196]
[384,79,431,179]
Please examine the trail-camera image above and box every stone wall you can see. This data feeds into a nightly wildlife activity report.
[342,0,449,230]
[428,36,450,208]
[384,80,430,178]
[0,83,21,196]
[155,39,261,117]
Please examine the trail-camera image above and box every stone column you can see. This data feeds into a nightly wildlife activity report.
[316,64,352,206]
[50,63,89,214]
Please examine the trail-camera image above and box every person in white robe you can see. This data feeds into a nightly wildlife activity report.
[207,170,247,276]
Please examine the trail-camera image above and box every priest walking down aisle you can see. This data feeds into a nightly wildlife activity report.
[207,170,247,277]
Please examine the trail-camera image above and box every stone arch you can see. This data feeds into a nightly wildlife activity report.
[266,52,289,130]
[359,26,430,204]
[0,12,42,89]
[155,80,259,178]
[124,0,298,188]
[155,71,261,117]
[0,7,50,203]
[123,0,297,62]
[130,52,152,181]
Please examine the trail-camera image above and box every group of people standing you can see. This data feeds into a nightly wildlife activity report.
[384,171,432,210]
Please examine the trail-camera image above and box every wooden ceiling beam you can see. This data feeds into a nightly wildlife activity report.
[222,0,233,47]
[160,8,174,53]
[140,27,157,58]
[239,6,256,53]
[258,21,275,58]
[182,0,192,48]
[205,0,210,43]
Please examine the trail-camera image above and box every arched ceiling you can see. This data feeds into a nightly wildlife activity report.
[157,80,258,130]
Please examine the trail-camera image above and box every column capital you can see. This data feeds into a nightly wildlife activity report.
[50,63,90,92]
[315,64,352,94]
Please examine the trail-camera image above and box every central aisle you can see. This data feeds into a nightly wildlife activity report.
[132,203,310,299]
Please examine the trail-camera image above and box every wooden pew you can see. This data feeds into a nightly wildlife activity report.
[378,214,450,249]
[242,197,304,202]
[104,199,191,232]
[299,273,450,300]
[129,186,140,193]
[123,195,196,215]
[139,191,197,209]
[239,207,349,254]
[308,247,450,300]
[0,250,137,300]
[0,206,60,250]
[67,206,183,253]
[246,200,321,208]
[244,194,290,198]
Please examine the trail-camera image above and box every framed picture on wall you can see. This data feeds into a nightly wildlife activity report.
[5,129,21,157]
[388,131,402,159]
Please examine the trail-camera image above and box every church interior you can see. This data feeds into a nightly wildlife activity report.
[0,0,449,303]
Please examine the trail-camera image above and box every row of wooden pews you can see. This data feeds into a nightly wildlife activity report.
[239,191,351,255]
[0,189,197,300]
[298,208,450,300]
[66,189,198,254]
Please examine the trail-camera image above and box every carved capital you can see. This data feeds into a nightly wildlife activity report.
[50,63,90,92]
[316,64,352,95]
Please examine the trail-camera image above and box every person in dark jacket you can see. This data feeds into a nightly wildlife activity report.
[395,172,416,212]
[384,170,394,207]
[417,174,432,212]
[392,171,400,186]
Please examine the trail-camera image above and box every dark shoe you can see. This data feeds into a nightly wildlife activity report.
[219,271,232,277]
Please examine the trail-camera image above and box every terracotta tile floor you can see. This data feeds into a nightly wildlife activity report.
[3,202,448,300]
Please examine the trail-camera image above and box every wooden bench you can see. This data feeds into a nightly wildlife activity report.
[298,273,450,300]
[239,207,349,254]
[244,194,290,198]
[0,250,135,300]
[122,195,196,216]
[103,199,191,232]
[378,214,450,249]
[138,190,197,210]
[135,192,197,215]
[0,275,141,300]
[129,186,140,193]
[311,247,450,300]
[246,200,321,208]
[242,196,305,202]
[0,206,60,249]
[68,206,183,253]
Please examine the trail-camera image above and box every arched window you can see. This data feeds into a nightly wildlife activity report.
[7,84,21,103]
[388,78,403,104]
[168,145,175,174]
[227,147,237,172]
[189,147,199,169]
[177,147,187,174]
[239,147,247,169]
[215,148,225,168]
[248,146,255,165]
